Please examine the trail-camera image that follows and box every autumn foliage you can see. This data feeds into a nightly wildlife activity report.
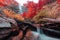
[3,9,24,21]
[22,0,48,19]
[22,0,60,20]
[0,0,18,7]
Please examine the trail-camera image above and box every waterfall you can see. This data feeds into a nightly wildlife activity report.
[37,27,44,40]
[18,4,22,14]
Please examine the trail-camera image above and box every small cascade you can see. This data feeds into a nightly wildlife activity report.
[37,27,49,40]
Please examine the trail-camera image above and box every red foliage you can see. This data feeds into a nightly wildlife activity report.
[5,0,18,6]
[21,12,27,18]
[22,0,46,19]
[23,1,38,19]
[0,3,6,7]
[22,0,59,19]
[0,0,18,6]
[57,0,60,4]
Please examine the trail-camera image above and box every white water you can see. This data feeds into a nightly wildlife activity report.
[37,28,60,40]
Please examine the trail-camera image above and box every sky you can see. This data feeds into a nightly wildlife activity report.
[15,0,39,13]
[15,0,39,5]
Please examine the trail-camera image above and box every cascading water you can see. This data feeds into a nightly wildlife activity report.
[19,5,23,14]
[37,27,44,40]
[38,27,60,40]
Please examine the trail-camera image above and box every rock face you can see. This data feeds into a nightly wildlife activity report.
[0,17,19,40]
[0,28,12,39]
[0,17,11,39]
[0,17,11,27]
[23,31,40,40]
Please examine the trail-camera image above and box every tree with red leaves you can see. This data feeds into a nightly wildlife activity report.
[0,0,18,7]
[22,0,59,19]
[22,1,37,19]
[22,0,47,19]
[57,0,60,4]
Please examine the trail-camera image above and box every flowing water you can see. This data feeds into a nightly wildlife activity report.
[37,27,60,40]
